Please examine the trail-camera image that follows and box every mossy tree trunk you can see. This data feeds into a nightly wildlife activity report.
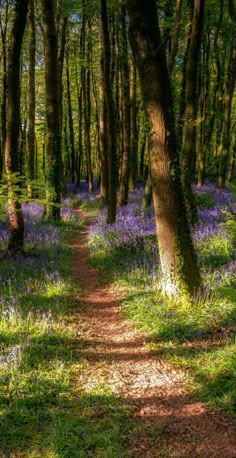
[217,0,236,189]
[66,46,76,183]
[127,0,201,297]
[27,0,36,199]
[0,3,9,179]
[118,6,131,207]
[100,0,117,223]
[83,21,93,193]
[5,0,29,254]
[41,0,61,221]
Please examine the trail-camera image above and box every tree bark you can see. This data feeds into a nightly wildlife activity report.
[0,3,8,179]
[182,0,205,224]
[127,0,201,297]
[5,0,29,254]
[118,6,131,206]
[27,0,36,198]
[129,56,138,191]
[168,0,183,74]
[100,0,117,223]
[66,47,76,183]
[41,0,61,221]
[99,14,108,203]
[217,1,236,189]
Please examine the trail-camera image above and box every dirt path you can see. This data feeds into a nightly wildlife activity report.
[71,212,236,457]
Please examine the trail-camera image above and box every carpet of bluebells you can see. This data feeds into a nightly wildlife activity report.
[75,180,236,417]
[0,198,82,370]
[0,193,132,457]
[79,181,236,292]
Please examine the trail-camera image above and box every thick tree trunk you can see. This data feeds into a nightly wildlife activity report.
[27,0,36,198]
[100,0,117,223]
[41,0,61,221]
[5,0,29,254]
[127,0,201,297]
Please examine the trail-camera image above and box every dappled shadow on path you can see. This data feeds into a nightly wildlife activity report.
[68,211,236,458]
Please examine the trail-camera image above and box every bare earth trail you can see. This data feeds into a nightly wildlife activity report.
[70,212,236,457]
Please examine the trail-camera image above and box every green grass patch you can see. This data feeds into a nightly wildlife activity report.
[195,192,215,208]
[87,211,236,418]
[0,213,131,457]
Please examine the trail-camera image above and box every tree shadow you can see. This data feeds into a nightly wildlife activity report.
[0,377,132,457]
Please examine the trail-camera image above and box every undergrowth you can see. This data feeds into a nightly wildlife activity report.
[0,205,130,458]
[87,188,236,418]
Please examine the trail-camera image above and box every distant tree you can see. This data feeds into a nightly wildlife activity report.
[181,0,205,224]
[100,0,117,223]
[27,0,36,198]
[118,6,131,207]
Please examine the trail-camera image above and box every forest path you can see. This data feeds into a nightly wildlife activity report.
[70,211,236,458]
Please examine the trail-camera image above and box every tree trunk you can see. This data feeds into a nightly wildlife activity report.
[27,0,36,198]
[168,0,183,74]
[0,4,8,179]
[82,20,93,192]
[99,15,108,203]
[41,0,61,221]
[66,48,76,183]
[5,0,29,254]
[129,56,138,191]
[127,0,201,297]
[182,0,205,224]
[100,0,117,223]
[118,6,131,206]
[217,2,236,189]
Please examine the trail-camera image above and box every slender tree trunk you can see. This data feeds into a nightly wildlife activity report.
[99,16,108,203]
[177,5,192,145]
[118,6,131,206]
[5,0,29,254]
[82,20,93,192]
[27,0,36,198]
[57,16,67,196]
[217,2,236,189]
[142,153,152,208]
[129,56,138,190]
[127,0,201,297]
[57,17,67,133]
[77,83,83,187]
[0,4,8,179]
[66,48,76,183]
[168,0,183,74]
[100,0,117,223]
[182,0,205,224]
[41,0,61,221]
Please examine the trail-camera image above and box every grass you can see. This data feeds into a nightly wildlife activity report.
[0,208,132,458]
[87,194,236,418]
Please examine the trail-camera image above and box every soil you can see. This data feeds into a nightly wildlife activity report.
[70,211,236,458]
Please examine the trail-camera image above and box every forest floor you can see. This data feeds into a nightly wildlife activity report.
[71,210,236,458]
